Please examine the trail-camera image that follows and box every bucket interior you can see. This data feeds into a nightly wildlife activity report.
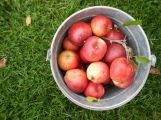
[51,7,151,110]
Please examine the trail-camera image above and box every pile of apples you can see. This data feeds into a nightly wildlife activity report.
[58,16,135,100]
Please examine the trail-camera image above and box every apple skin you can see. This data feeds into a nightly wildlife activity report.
[113,74,134,88]
[84,82,105,99]
[105,28,125,40]
[87,61,110,84]
[110,57,134,83]
[91,16,113,37]
[104,43,126,63]
[63,37,79,51]
[58,50,79,71]
[64,69,88,93]
[68,21,92,46]
[79,36,107,63]
[79,50,89,64]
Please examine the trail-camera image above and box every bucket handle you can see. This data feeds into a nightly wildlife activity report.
[46,48,51,61]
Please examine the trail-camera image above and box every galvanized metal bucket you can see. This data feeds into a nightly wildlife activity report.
[47,6,156,111]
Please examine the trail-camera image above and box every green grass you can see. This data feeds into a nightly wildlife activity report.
[0,0,161,119]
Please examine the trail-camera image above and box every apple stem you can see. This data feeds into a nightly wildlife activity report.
[102,37,126,43]
[102,36,133,61]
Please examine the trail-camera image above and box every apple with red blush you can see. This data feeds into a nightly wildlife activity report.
[84,82,105,99]
[58,50,79,71]
[91,16,113,37]
[104,43,126,63]
[105,28,125,40]
[64,69,88,93]
[68,21,92,46]
[87,61,110,84]
[79,36,107,63]
[110,57,134,83]
[63,37,79,51]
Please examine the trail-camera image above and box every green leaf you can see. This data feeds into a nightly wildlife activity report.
[86,96,99,102]
[123,20,142,26]
[135,56,150,64]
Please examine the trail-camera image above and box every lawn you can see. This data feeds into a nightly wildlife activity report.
[0,0,161,119]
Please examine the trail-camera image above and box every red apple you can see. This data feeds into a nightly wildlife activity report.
[79,50,89,64]
[79,36,107,63]
[64,69,88,93]
[110,57,134,83]
[91,16,113,37]
[87,61,110,84]
[58,50,79,71]
[68,21,92,46]
[84,82,105,99]
[105,28,125,40]
[104,43,126,63]
[113,74,134,88]
[63,37,79,51]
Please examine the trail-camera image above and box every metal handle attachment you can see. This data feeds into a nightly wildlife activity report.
[46,48,51,61]
[150,54,156,67]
